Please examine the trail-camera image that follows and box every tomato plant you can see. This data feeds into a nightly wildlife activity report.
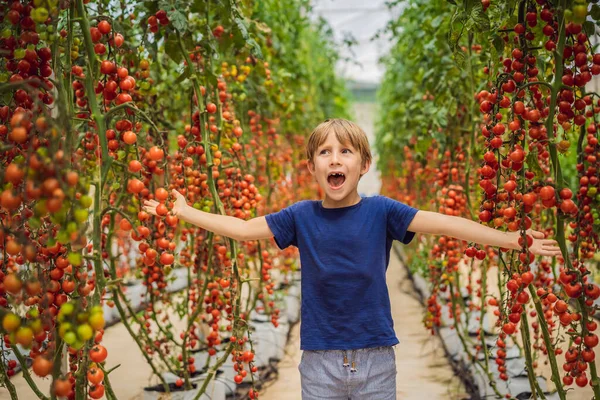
[0,0,348,398]
[378,0,600,398]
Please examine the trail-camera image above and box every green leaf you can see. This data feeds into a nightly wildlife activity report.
[491,34,504,54]
[584,21,595,36]
[415,137,433,156]
[470,5,490,32]
[446,0,457,4]
[164,35,182,64]
[247,38,263,59]
[591,4,600,21]
[525,150,544,180]
[190,0,206,13]
[453,49,466,68]
[174,69,191,85]
[169,10,188,32]
[234,17,249,39]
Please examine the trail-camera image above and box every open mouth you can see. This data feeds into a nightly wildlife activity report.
[327,172,346,189]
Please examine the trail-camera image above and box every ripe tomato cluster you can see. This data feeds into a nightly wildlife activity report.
[381,0,600,397]
[0,0,344,398]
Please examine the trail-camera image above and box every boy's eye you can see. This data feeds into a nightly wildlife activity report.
[342,149,351,153]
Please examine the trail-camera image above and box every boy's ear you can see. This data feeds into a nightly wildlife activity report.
[307,159,315,175]
[360,159,371,177]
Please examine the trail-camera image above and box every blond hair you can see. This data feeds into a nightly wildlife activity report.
[306,118,372,168]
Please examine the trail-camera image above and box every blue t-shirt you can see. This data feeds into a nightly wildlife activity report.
[265,195,418,350]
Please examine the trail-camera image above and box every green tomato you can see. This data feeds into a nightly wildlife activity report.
[13,48,25,59]
[68,251,82,267]
[77,324,93,341]
[63,331,77,345]
[56,230,69,244]
[34,200,47,216]
[71,340,84,350]
[76,312,89,324]
[60,302,75,316]
[50,210,66,223]
[1,28,11,39]
[79,195,93,208]
[90,305,103,315]
[193,202,201,209]
[565,9,574,21]
[29,319,42,334]
[32,7,49,23]
[74,208,88,223]
[66,221,78,234]
[587,187,597,197]
[573,5,587,20]
[88,313,104,331]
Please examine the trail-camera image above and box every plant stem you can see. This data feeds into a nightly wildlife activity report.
[529,284,566,400]
[11,346,49,400]
[75,0,108,298]
[520,312,545,399]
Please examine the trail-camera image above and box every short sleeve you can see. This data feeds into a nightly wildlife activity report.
[383,196,419,244]
[265,203,298,249]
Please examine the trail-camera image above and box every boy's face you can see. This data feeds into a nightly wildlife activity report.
[307,131,370,206]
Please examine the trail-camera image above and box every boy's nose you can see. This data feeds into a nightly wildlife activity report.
[330,152,341,165]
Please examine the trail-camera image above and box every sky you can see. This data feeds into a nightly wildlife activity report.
[310,0,406,85]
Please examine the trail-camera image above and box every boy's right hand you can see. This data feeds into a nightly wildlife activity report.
[143,189,187,217]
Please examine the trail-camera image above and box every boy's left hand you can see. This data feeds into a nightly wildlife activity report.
[521,229,563,257]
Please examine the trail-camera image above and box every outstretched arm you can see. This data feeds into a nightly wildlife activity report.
[143,190,274,242]
[407,210,562,256]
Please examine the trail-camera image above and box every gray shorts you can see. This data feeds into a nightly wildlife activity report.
[299,345,397,399]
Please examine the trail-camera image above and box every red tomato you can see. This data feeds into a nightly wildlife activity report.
[89,345,108,363]
[87,367,104,385]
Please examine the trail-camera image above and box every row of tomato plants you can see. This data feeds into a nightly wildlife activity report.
[0,0,348,398]
[378,0,599,398]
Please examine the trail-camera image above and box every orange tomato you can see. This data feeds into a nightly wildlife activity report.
[54,379,72,397]
[89,345,108,363]
[32,356,53,377]
[87,367,104,385]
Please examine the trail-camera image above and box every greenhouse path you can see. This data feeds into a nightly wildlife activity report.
[262,102,466,399]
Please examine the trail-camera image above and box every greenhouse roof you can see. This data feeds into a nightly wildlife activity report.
[311,0,406,86]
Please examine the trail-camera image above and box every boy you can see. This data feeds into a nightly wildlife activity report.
[144,118,562,399]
